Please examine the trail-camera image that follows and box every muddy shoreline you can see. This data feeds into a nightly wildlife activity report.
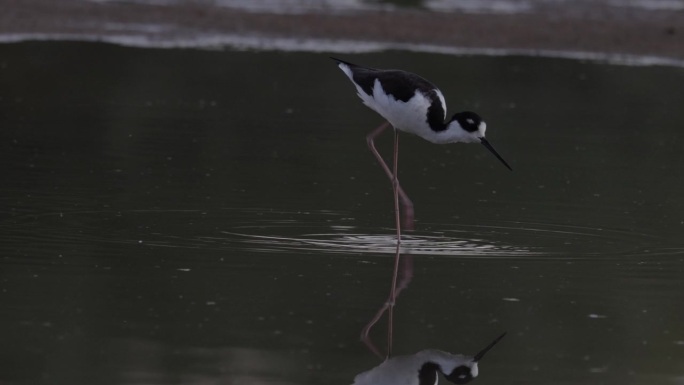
[2,1,683,62]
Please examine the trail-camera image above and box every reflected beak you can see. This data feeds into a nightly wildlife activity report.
[480,138,512,171]
[473,332,507,362]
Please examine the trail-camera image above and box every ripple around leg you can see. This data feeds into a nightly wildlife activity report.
[216,210,673,260]
[3,207,673,261]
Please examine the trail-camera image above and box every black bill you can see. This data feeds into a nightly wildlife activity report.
[480,138,513,171]
[473,332,507,362]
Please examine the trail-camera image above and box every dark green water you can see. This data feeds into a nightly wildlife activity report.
[1,42,683,384]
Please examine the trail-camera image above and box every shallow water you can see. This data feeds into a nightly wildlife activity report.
[1,42,684,384]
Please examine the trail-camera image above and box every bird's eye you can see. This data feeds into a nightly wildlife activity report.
[445,366,473,384]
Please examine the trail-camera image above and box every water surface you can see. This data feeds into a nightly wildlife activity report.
[1,43,684,384]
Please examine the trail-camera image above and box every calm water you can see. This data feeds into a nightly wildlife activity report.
[1,42,684,384]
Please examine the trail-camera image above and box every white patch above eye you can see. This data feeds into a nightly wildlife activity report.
[466,118,475,124]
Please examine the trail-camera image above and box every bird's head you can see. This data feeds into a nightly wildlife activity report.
[441,360,478,384]
[420,332,507,385]
[448,111,512,171]
[449,111,487,142]
[418,357,477,385]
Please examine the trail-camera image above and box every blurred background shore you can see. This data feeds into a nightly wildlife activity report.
[1,0,683,63]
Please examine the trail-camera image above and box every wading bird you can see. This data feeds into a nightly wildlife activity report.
[352,332,506,385]
[331,57,511,234]
[332,57,511,358]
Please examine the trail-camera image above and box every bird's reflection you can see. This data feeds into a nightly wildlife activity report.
[354,231,507,384]
[360,243,414,359]
[352,333,506,385]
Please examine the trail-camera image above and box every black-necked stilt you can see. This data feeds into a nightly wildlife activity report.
[332,57,511,359]
[352,332,506,385]
[331,57,512,232]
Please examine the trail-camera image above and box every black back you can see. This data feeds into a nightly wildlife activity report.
[332,58,448,131]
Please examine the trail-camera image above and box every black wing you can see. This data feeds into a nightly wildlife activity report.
[331,57,447,130]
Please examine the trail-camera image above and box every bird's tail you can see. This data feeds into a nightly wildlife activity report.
[329,56,355,67]
[330,57,377,71]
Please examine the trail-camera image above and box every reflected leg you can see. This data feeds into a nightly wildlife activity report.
[361,121,416,359]
[386,127,401,357]
[360,246,415,359]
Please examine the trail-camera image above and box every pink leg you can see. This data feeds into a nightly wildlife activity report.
[365,121,415,230]
[360,121,416,359]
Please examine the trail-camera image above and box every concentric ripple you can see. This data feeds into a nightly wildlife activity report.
[1,207,673,260]
[218,231,534,257]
